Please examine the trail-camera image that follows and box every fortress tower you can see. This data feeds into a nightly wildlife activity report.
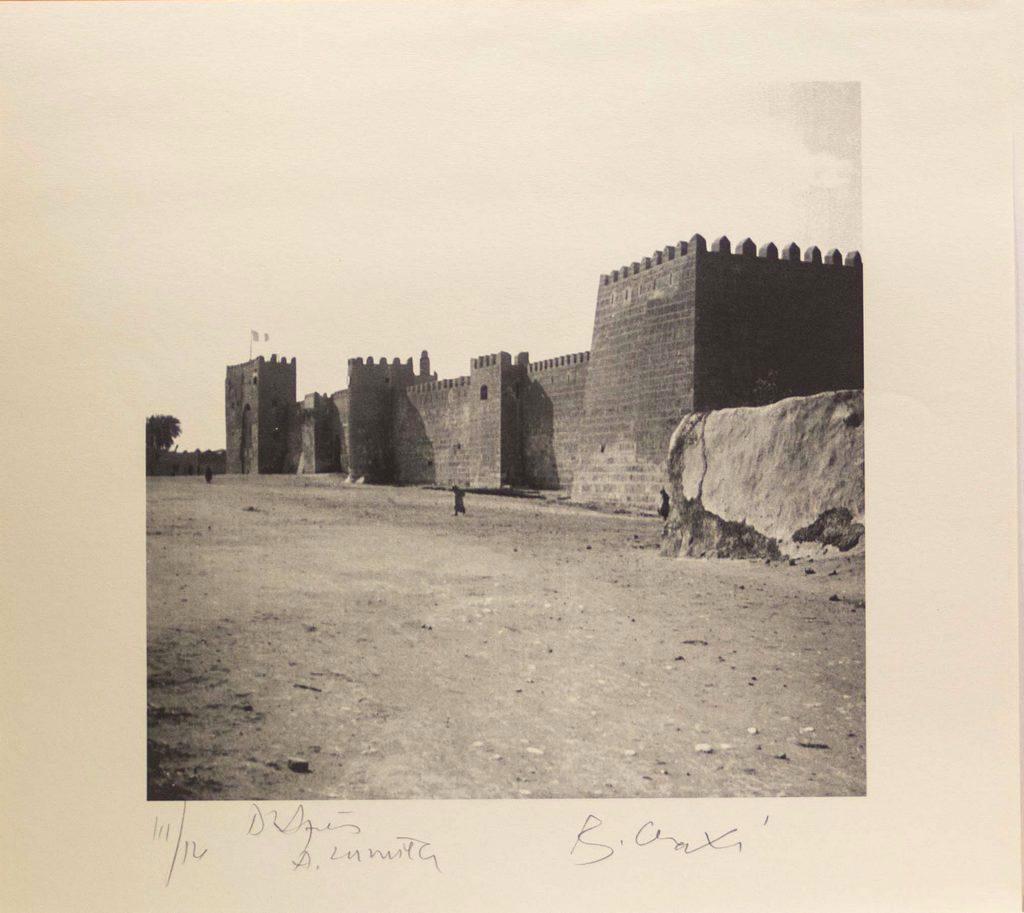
[343,354,424,482]
[224,355,297,474]
[571,234,863,507]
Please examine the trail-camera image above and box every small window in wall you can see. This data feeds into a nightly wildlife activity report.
[480,385,488,400]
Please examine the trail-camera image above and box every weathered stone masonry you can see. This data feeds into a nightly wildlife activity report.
[224,233,862,508]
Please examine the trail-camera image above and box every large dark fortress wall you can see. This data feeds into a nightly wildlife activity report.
[222,232,862,510]
[694,238,863,410]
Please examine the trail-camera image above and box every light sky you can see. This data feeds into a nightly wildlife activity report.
[3,4,860,451]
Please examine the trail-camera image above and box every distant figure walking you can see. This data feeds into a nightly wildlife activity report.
[658,487,670,521]
[204,465,213,484]
[452,484,466,516]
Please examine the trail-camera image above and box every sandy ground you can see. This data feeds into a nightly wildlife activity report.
[147,476,865,800]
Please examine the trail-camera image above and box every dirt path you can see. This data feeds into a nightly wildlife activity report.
[147,476,865,799]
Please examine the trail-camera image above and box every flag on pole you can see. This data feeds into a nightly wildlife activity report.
[251,330,259,342]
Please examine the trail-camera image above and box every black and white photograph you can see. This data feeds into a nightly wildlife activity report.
[136,19,867,801]
[7,4,1022,911]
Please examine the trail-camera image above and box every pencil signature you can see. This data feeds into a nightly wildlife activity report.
[570,813,765,866]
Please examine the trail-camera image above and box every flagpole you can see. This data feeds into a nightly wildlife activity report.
[249,332,253,361]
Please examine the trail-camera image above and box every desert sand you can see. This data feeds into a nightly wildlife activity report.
[147,475,865,800]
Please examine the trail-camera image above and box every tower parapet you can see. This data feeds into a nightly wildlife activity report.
[347,354,420,387]
[601,233,861,284]
[470,353,513,370]
[527,351,591,373]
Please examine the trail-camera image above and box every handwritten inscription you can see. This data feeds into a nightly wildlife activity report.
[151,803,764,885]
[570,813,764,866]
[247,804,442,874]
[155,802,208,886]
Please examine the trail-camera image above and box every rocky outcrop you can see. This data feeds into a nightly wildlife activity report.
[661,391,864,559]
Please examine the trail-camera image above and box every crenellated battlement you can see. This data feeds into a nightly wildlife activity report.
[600,237,693,284]
[600,233,862,284]
[404,349,590,391]
[407,375,472,394]
[470,353,513,370]
[226,354,297,371]
[526,351,591,374]
[348,355,410,369]
[346,355,422,383]
[302,391,336,410]
[266,353,297,366]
